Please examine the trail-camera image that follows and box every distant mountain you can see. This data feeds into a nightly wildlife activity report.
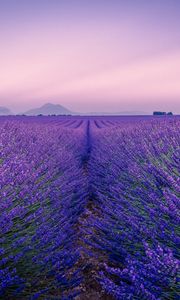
[24,103,72,115]
[0,106,12,115]
[23,104,149,116]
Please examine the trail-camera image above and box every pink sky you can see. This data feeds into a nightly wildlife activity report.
[0,0,180,113]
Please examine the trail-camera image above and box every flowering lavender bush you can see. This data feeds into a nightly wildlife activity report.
[0,116,179,299]
[87,117,180,299]
[0,118,87,298]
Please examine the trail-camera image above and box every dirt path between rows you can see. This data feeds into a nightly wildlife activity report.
[75,121,114,300]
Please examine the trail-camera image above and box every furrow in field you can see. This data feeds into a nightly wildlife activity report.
[75,120,113,300]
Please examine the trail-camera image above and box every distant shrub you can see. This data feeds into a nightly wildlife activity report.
[153,111,173,115]
[153,111,166,115]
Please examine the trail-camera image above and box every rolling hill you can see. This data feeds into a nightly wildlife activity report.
[24,103,72,115]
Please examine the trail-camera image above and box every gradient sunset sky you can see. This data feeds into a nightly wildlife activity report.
[0,0,180,113]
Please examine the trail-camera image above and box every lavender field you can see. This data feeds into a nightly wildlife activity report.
[0,116,179,300]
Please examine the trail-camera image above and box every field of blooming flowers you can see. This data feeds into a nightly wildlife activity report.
[0,116,179,299]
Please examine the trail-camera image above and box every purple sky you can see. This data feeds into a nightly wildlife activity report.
[0,0,180,113]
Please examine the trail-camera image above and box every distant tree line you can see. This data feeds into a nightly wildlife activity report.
[153,111,173,116]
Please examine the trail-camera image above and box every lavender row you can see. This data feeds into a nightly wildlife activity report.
[0,119,88,299]
[87,118,180,300]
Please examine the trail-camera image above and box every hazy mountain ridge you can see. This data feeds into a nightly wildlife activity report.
[0,106,12,115]
[24,104,149,115]
[0,103,168,116]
